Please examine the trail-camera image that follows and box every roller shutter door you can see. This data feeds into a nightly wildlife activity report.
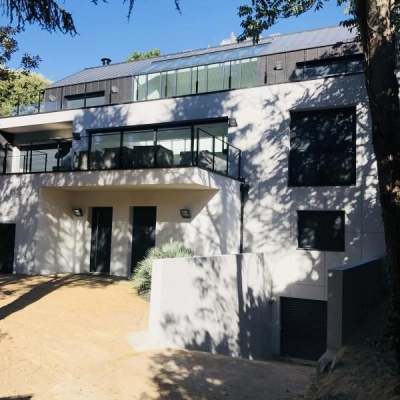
[280,297,327,361]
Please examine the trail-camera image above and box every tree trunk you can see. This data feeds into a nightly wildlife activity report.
[356,0,400,364]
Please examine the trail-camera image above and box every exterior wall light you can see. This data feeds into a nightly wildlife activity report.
[274,61,283,70]
[111,86,119,94]
[72,208,83,217]
[180,209,191,219]
[228,118,238,127]
[72,131,81,140]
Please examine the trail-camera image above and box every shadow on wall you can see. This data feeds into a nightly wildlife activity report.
[151,254,273,361]
[235,73,382,294]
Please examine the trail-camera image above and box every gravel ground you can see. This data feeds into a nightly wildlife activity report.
[0,274,312,400]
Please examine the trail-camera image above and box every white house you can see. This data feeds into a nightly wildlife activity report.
[0,25,385,360]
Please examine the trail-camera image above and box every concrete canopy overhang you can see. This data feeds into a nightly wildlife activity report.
[0,110,75,138]
[38,167,238,192]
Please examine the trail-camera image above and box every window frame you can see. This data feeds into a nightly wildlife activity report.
[288,107,357,187]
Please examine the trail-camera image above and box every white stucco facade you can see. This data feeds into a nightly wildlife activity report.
[0,74,384,282]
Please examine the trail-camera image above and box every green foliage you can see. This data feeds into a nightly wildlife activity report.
[237,0,357,43]
[0,70,50,117]
[130,240,194,300]
[126,48,161,61]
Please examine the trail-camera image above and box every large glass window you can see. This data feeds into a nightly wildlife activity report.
[207,63,224,92]
[289,107,356,186]
[90,132,121,169]
[241,58,258,88]
[147,73,161,100]
[297,210,345,251]
[134,75,147,101]
[176,68,192,96]
[161,71,176,98]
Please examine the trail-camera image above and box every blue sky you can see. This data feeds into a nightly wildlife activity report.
[4,0,348,83]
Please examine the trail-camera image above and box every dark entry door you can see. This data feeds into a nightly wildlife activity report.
[131,206,156,273]
[0,223,16,274]
[90,207,113,273]
[280,297,327,361]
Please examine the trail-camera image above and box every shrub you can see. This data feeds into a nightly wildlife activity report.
[130,239,194,300]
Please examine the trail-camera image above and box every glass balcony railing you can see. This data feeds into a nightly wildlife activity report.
[0,128,242,179]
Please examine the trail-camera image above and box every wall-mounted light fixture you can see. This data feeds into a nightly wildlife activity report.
[111,86,119,94]
[228,118,238,127]
[72,131,81,140]
[180,209,191,219]
[72,208,83,217]
[48,94,56,102]
[274,61,283,71]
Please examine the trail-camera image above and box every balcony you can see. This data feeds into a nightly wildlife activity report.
[0,127,242,180]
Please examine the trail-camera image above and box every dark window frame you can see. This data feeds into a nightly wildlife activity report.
[289,107,357,187]
[297,210,345,252]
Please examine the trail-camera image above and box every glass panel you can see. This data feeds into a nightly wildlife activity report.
[197,128,214,170]
[207,63,224,92]
[228,145,241,179]
[197,66,207,93]
[65,97,85,109]
[147,73,161,100]
[133,75,147,101]
[176,68,192,96]
[136,44,268,74]
[161,71,176,98]
[213,135,228,175]
[346,60,364,73]
[156,127,192,167]
[230,60,241,89]
[191,68,197,94]
[223,62,231,90]
[122,130,155,168]
[241,58,258,88]
[90,132,121,170]
[85,92,105,107]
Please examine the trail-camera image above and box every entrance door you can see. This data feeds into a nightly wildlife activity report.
[0,223,16,274]
[131,206,156,273]
[90,207,113,273]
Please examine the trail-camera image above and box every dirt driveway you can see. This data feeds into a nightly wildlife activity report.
[0,275,312,400]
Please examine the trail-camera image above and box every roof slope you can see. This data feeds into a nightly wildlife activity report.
[48,25,357,88]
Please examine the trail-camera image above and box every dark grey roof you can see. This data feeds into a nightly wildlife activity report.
[48,25,357,88]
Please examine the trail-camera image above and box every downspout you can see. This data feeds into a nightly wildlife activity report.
[239,181,249,253]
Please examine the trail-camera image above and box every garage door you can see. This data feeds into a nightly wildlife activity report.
[280,297,327,361]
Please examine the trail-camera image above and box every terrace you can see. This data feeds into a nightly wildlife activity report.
[0,122,242,180]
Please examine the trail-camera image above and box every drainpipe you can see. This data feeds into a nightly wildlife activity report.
[239,181,249,253]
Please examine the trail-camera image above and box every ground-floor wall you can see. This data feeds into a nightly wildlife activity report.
[149,253,274,360]
[0,168,241,275]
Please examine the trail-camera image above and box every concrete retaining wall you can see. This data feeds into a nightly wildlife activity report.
[149,253,274,360]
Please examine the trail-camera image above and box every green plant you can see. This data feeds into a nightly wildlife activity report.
[130,239,194,300]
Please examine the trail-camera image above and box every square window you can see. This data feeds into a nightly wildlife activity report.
[297,210,345,251]
[289,107,356,186]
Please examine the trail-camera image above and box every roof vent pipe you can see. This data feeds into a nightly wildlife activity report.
[101,58,111,66]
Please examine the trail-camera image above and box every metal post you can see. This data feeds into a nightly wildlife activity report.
[212,136,215,171]
[191,126,195,166]
[29,142,33,173]
[196,128,200,167]
[238,150,242,180]
[2,143,8,174]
